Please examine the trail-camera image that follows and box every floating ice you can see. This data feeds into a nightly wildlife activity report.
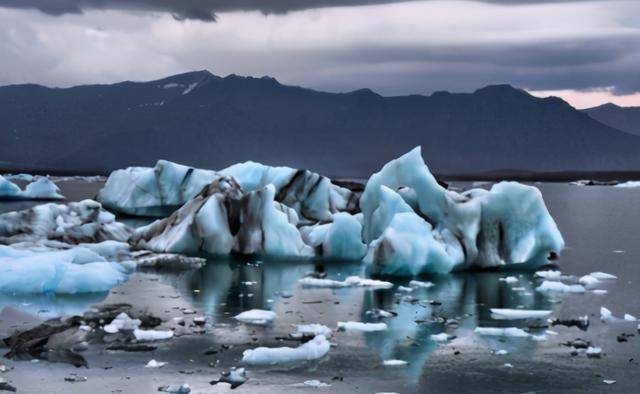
[589,272,617,280]
[0,175,64,201]
[474,327,530,337]
[241,335,330,365]
[97,160,220,217]
[0,200,131,245]
[298,276,393,289]
[134,329,174,341]
[146,359,168,368]
[429,333,449,342]
[382,359,408,366]
[210,368,248,389]
[337,321,388,332]
[494,350,508,355]
[361,147,564,275]
[535,270,562,280]
[614,181,640,188]
[158,383,191,393]
[536,281,586,293]
[103,313,141,333]
[291,380,331,388]
[234,309,277,325]
[499,276,518,284]
[408,280,434,288]
[490,308,552,320]
[292,324,332,338]
[586,346,602,358]
[578,275,599,287]
[133,181,314,258]
[0,246,128,294]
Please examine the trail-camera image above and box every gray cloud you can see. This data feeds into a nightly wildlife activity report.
[0,0,606,21]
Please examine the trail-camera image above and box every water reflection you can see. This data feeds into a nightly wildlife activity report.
[0,292,109,319]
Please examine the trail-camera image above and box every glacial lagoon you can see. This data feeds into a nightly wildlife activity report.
[0,179,638,393]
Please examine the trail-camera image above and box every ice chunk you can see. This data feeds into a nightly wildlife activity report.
[0,175,64,200]
[0,200,131,245]
[234,309,277,325]
[220,161,357,222]
[490,308,552,320]
[383,359,408,366]
[292,324,332,338]
[536,281,586,293]
[298,276,393,289]
[535,270,562,280]
[408,280,434,288]
[337,321,388,332]
[600,307,613,322]
[624,313,637,321]
[134,182,314,258]
[146,359,168,368]
[98,160,221,217]
[589,272,617,280]
[158,384,191,393]
[300,212,367,260]
[615,181,640,188]
[474,327,530,337]
[241,335,330,365]
[134,329,174,341]
[499,276,518,284]
[361,147,563,275]
[0,246,128,294]
[586,346,602,358]
[429,333,449,342]
[291,380,331,388]
[103,313,141,333]
[578,275,599,287]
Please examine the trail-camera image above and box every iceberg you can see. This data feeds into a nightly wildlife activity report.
[300,212,367,260]
[241,334,330,366]
[132,181,314,258]
[337,321,388,332]
[0,175,64,201]
[536,281,585,293]
[97,160,221,217]
[474,327,530,338]
[0,246,128,294]
[0,200,131,245]
[361,147,564,275]
[490,308,552,320]
[234,309,277,325]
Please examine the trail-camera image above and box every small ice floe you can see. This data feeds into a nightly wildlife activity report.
[578,275,600,287]
[64,373,87,383]
[586,346,602,358]
[0,364,10,372]
[146,359,168,368]
[590,272,617,280]
[592,289,608,295]
[409,280,434,288]
[241,335,330,366]
[291,380,331,388]
[134,329,174,341]
[603,379,617,385]
[535,270,562,280]
[158,383,191,393]
[503,363,514,368]
[536,281,585,293]
[474,327,530,338]
[366,309,397,319]
[337,321,388,332]
[210,368,248,389]
[493,349,508,355]
[292,324,333,339]
[383,359,408,366]
[429,333,449,342]
[601,307,637,323]
[397,286,413,293]
[615,181,640,188]
[234,309,277,325]
[490,308,552,320]
[298,276,393,289]
[103,313,141,333]
[499,276,518,284]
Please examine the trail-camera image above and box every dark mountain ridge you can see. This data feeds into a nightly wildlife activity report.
[583,103,640,136]
[2,70,640,178]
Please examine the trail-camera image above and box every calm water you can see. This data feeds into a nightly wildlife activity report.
[0,180,639,393]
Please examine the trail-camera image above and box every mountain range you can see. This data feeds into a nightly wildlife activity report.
[582,103,640,137]
[1,70,640,178]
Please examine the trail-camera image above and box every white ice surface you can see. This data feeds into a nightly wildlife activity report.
[536,281,586,293]
[241,335,330,365]
[234,309,277,325]
[337,321,388,332]
[490,308,552,320]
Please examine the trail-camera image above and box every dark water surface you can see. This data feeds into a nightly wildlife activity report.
[0,181,639,393]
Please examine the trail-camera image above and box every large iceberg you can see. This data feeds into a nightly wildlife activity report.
[362,147,564,275]
[97,159,357,222]
[0,199,131,245]
[0,175,64,200]
[0,245,128,294]
[131,178,314,257]
[97,160,220,217]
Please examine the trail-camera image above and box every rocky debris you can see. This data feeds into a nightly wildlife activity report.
[64,373,87,383]
[0,378,17,392]
[210,368,248,389]
[549,316,589,331]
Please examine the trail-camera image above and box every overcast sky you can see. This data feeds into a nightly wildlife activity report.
[0,0,638,108]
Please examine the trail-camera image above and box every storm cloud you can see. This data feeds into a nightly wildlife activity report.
[0,0,608,21]
[0,0,638,107]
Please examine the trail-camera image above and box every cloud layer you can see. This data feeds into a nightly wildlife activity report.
[0,0,638,107]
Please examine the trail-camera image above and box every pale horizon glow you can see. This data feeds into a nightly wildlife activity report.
[529,88,640,109]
